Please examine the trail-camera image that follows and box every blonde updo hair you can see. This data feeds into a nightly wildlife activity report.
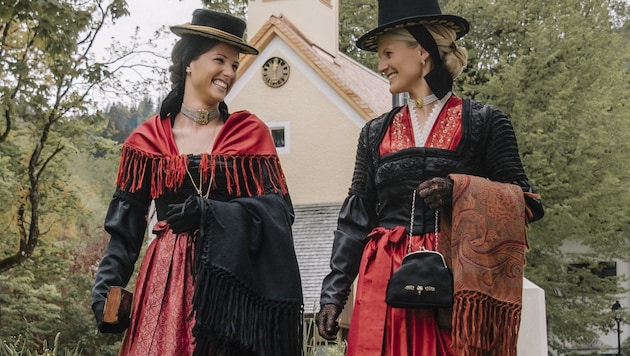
[382,26,468,79]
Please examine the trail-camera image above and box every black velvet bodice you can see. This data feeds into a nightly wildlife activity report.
[357,99,536,235]
[375,149,463,233]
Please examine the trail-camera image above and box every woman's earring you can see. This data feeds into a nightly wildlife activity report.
[419,50,426,66]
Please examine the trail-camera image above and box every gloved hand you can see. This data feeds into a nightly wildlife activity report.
[92,301,130,334]
[417,177,453,209]
[316,303,342,340]
[166,195,202,234]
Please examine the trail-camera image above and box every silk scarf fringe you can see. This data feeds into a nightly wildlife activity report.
[115,144,288,198]
[452,289,522,355]
[191,265,304,356]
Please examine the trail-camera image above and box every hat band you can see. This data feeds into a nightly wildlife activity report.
[406,24,453,99]
[406,25,439,69]
[184,24,246,43]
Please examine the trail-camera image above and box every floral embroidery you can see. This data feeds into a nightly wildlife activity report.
[427,104,461,149]
[391,110,413,151]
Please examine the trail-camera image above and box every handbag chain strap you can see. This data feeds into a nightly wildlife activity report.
[408,191,439,254]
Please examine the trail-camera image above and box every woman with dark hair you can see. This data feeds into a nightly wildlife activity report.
[91,9,303,356]
[316,0,543,355]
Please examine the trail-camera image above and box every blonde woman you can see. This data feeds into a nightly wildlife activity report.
[317,0,543,355]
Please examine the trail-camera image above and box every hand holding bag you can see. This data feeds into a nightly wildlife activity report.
[385,192,454,308]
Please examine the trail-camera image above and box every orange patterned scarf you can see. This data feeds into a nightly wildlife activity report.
[441,174,528,355]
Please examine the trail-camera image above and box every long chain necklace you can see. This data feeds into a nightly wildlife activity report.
[185,163,212,198]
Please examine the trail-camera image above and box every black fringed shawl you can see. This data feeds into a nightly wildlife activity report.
[193,194,304,356]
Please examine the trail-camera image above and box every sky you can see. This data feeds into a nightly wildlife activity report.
[98,0,203,50]
[93,0,205,106]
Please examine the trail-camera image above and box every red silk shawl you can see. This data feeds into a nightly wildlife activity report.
[115,111,288,199]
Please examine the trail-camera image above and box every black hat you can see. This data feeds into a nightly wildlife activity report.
[356,0,469,52]
[171,9,259,55]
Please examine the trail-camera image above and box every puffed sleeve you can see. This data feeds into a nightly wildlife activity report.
[91,167,152,306]
[320,122,378,307]
[483,106,544,222]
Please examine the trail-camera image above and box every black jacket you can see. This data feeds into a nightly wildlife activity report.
[320,99,544,307]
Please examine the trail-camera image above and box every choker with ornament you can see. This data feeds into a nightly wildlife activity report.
[180,104,220,125]
[409,94,438,109]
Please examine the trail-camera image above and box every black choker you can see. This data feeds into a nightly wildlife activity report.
[180,104,219,125]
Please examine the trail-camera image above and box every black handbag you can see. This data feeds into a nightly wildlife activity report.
[385,192,454,309]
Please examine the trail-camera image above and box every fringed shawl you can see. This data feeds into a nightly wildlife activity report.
[442,174,528,356]
[193,194,304,356]
[115,111,288,198]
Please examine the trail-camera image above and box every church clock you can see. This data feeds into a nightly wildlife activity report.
[262,57,290,88]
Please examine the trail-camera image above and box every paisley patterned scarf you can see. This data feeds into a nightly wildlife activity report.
[443,174,528,356]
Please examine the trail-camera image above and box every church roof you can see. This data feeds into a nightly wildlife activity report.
[242,14,391,120]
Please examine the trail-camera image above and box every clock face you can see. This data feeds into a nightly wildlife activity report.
[262,57,290,88]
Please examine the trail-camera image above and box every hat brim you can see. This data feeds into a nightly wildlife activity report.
[356,15,469,52]
[171,24,259,55]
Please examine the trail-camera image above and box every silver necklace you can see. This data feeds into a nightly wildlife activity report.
[180,104,219,125]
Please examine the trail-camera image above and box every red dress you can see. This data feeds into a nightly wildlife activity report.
[347,100,463,356]
[119,222,196,355]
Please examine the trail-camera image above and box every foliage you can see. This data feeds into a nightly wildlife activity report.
[0,239,121,355]
[338,0,378,70]
[0,333,81,356]
[102,98,156,144]
[445,0,630,351]
[0,0,171,272]
[0,141,145,355]
[201,0,247,20]
[1,0,167,353]
[0,0,121,271]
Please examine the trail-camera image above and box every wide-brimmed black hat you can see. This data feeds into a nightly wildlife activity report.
[356,0,469,52]
[171,9,259,55]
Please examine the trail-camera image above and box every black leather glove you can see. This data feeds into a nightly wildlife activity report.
[316,303,342,340]
[92,301,130,334]
[166,196,202,234]
[417,177,453,209]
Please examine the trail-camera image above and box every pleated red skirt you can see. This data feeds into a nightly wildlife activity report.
[118,221,196,355]
[347,226,454,356]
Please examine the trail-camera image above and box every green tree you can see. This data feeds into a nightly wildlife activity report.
[1,1,174,353]
[202,0,247,19]
[338,0,378,70]
[0,149,131,355]
[0,0,166,272]
[103,98,157,144]
[446,0,630,352]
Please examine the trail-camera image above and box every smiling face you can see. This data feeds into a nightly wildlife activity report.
[185,42,240,107]
[377,35,427,96]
